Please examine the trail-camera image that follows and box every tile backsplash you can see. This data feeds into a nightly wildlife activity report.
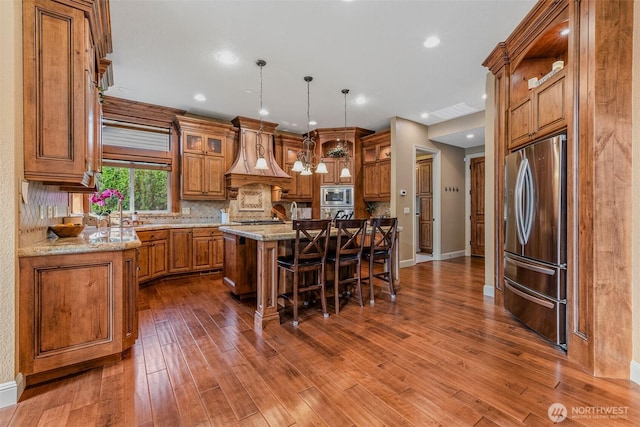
[19,182,69,246]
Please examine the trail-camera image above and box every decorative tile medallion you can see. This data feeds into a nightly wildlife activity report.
[238,189,265,211]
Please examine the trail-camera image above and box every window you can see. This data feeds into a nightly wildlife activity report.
[99,120,174,213]
[98,166,170,213]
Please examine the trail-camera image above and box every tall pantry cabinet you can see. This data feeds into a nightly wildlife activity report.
[483,0,633,378]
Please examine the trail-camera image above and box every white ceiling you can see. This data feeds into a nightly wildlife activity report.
[105,0,535,148]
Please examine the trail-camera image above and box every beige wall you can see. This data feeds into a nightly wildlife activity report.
[0,0,21,399]
[632,0,640,381]
[391,117,466,263]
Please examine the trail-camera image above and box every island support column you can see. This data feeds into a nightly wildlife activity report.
[254,240,281,329]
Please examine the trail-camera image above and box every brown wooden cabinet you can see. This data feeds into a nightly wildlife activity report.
[223,232,257,298]
[277,134,313,201]
[361,130,391,201]
[19,249,137,385]
[320,157,354,186]
[136,229,168,284]
[22,0,110,187]
[169,228,193,273]
[193,227,223,271]
[509,69,566,149]
[176,117,233,200]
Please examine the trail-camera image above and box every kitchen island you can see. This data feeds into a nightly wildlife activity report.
[220,222,400,329]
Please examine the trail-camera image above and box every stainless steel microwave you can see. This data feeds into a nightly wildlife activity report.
[320,185,353,207]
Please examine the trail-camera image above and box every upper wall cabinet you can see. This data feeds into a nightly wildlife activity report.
[176,116,234,200]
[507,11,569,150]
[23,0,112,187]
[361,130,391,202]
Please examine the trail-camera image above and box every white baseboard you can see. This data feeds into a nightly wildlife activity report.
[399,259,415,269]
[631,360,640,385]
[437,250,466,260]
[0,373,23,408]
[483,284,495,298]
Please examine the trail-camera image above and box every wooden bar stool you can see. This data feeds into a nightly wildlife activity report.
[362,217,398,305]
[277,219,332,326]
[326,218,367,314]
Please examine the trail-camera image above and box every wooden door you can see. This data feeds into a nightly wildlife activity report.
[150,238,168,278]
[169,229,192,273]
[212,233,224,269]
[204,155,225,198]
[419,196,433,254]
[182,153,204,197]
[363,163,378,199]
[470,157,485,257]
[192,232,214,271]
[137,242,150,283]
[378,161,391,198]
[418,159,432,195]
[418,158,433,253]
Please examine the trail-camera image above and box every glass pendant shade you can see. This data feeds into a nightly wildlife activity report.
[255,156,268,170]
[292,160,304,172]
[340,165,351,178]
[300,165,312,176]
[315,160,328,174]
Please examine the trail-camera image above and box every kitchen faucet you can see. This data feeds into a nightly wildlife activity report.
[290,201,297,220]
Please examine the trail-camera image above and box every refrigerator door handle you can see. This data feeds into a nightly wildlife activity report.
[505,280,555,309]
[514,158,527,245]
[522,158,534,244]
[506,256,556,275]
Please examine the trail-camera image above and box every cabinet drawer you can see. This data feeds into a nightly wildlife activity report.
[193,227,216,237]
[136,229,169,242]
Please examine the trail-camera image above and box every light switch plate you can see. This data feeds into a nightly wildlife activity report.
[403,207,410,214]
[182,207,191,215]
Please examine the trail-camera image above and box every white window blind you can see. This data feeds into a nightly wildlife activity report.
[103,120,170,151]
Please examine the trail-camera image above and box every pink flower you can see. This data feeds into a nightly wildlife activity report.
[90,188,124,209]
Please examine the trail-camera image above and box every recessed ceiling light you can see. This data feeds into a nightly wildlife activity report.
[216,50,238,65]
[259,108,269,116]
[194,94,206,102]
[423,36,440,48]
[355,96,367,105]
[482,93,487,100]
[467,134,474,139]
[421,112,429,119]
[245,89,252,94]
[309,120,317,126]
[560,28,570,36]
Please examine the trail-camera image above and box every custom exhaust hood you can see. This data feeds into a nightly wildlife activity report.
[225,116,291,199]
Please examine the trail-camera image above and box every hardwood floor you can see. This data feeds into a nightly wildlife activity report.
[2,257,639,426]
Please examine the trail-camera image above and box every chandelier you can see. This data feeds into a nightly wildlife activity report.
[254,59,268,170]
[339,88,351,179]
[291,76,327,175]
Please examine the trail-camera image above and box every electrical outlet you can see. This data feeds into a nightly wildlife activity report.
[403,207,410,214]
[182,207,191,215]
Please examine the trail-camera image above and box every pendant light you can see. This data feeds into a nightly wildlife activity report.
[292,76,327,174]
[254,59,269,170]
[339,88,352,179]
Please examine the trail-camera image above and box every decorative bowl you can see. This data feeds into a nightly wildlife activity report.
[49,224,86,238]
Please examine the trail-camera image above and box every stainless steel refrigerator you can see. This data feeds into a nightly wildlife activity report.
[504,134,567,348]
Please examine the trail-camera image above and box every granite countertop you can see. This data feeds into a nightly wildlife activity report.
[18,227,142,257]
[19,222,233,257]
[219,223,297,241]
[133,222,226,231]
[219,221,402,242]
